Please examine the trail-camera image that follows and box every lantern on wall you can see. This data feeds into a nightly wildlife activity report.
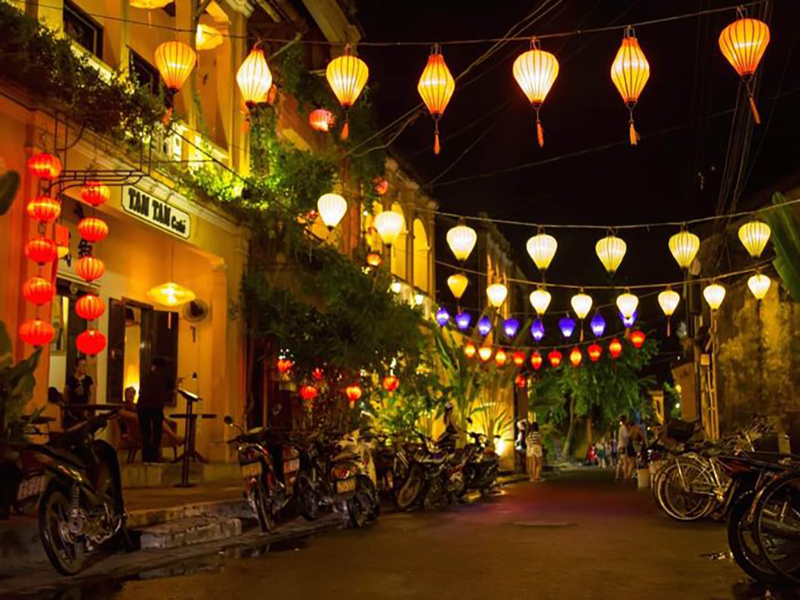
[616,290,639,322]
[447,273,469,300]
[669,229,700,270]
[19,319,55,346]
[547,349,563,368]
[317,193,347,231]
[155,41,196,94]
[738,220,771,258]
[569,347,582,368]
[78,217,109,243]
[513,38,559,147]
[512,351,526,367]
[658,288,680,336]
[464,342,477,359]
[345,384,363,404]
[530,351,543,371]
[373,210,404,247]
[455,312,472,331]
[503,318,520,339]
[76,329,107,355]
[326,45,369,140]
[529,288,552,315]
[596,234,627,275]
[630,330,646,349]
[417,44,456,155]
[277,357,293,374]
[588,343,602,362]
[526,231,557,272]
[148,282,195,307]
[610,27,650,145]
[75,294,105,321]
[80,181,110,207]
[25,236,58,264]
[26,196,61,222]
[609,338,623,359]
[478,346,493,362]
[446,223,477,262]
[703,283,726,311]
[477,316,492,337]
[558,316,576,339]
[719,15,770,124]
[530,318,545,342]
[299,385,318,402]
[309,109,335,133]
[382,375,400,392]
[22,276,54,305]
[590,313,606,338]
[494,348,508,367]
[237,46,273,109]
[748,273,771,300]
[27,153,62,180]
[435,306,450,327]
[486,283,508,308]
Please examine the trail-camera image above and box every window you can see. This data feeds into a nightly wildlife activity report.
[63,0,103,59]
[130,51,161,96]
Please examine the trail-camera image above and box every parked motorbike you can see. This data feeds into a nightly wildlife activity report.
[395,433,452,511]
[460,431,500,497]
[327,430,379,528]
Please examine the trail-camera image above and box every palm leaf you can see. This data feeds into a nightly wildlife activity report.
[762,192,800,301]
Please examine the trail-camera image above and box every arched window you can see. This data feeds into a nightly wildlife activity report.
[412,218,430,294]
[389,202,408,280]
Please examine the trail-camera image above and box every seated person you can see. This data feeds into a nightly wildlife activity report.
[120,387,183,448]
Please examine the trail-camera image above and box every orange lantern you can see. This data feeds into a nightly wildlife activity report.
[277,357,293,374]
[27,153,62,180]
[382,375,400,392]
[76,294,105,321]
[325,45,369,140]
[588,343,602,363]
[548,350,563,368]
[630,330,646,349]
[237,46,273,109]
[345,384,363,404]
[513,38,559,147]
[80,181,110,207]
[569,347,582,368]
[78,218,109,243]
[366,252,382,268]
[495,348,508,367]
[19,319,54,346]
[311,368,325,381]
[530,351,543,371]
[512,351,526,367]
[610,27,650,145]
[75,256,105,282]
[25,236,58,264]
[22,276,54,305]
[417,45,456,155]
[76,329,106,355]
[374,178,389,196]
[299,385,318,402]
[478,346,493,362]
[464,342,477,359]
[609,338,623,359]
[155,41,196,94]
[719,15,770,124]
[309,109,335,132]
[515,374,527,389]
[26,196,61,223]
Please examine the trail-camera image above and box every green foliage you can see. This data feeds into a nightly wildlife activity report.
[663,381,683,421]
[762,192,800,301]
[0,322,41,442]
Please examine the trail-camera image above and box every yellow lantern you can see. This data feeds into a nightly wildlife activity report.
[237,46,273,108]
[703,283,726,311]
[478,346,493,362]
[526,232,557,272]
[669,229,700,270]
[374,210,405,247]
[747,273,771,300]
[616,290,639,320]
[486,283,508,308]
[719,16,770,123]
[596,234,627,275]
[513,38,559,147]
[529,288,552,315]
[417,45,456,155]
[317,193,347,230]
[326,45,369,140]
[148,282,196,307]
[446,223,477,262]
[610,27,650,145]
[738,220,771,258]
[196,24,223,51]
[570,291,593,320]
[658,287,680,336]
[154,41,196,93]
[447,273,469,300]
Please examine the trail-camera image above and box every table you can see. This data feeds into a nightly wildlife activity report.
[170,389,216,487]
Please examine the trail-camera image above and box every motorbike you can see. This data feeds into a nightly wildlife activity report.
[395,433,452,511]
[327,430,380,528]
[460,431,500,497]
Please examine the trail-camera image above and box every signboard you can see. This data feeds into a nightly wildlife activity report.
[121,186,191,239]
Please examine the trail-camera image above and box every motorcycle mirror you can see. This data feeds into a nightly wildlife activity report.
[224,415,235,427]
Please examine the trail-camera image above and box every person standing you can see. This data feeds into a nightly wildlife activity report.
[138,358,174,463]
[616,416,633,481]
[63,357,93,429]
[526,422,544,482]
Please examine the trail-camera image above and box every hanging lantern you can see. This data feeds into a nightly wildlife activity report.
[147,282,195,307]
[317,193,347,230]
[311,368,325,381]
[390,280,402,294]
[515,374,527,389]
[78,217,109,243]
[571,291,593,320]
[55,224,70,259]
[309,109,335,133]
[530,351,543,371]
[616,290,639,321]
[373,210,404,247]
[80,181,110,207]
[588,343,602,362]
[155,41,196,93]
[417,44,456,155]
[659,288,681,336]
[237,46,273,108]
[630,330,646,349]
[477,316,492,337]
[26,196,61,223]
[19,319,54,346]
[25,236,57,264]
[76,329,106,355]
[719,16,770,124]
[512,351,526,367]
[326,45,369,140]
[366,252,382,268]
[529,288,552,315]
[478,346,493,362]
[620,310,637,329]
[277,357,293,374]
[526,231,557,272]
[590,313,606,338]
[703,283,726,311]
[513,38,559,147]
[548,350,563,368]
[503,318,520,339]
[669,229,700,270]
[738,220,771,258]
[382,375,400,392]
[299,385,318,402]
[447,273,469,300]
[486,283,508,308]
[748,273,771,300]
[196,23,223,51]
[446,223,477,262]
[455,312,472,331]
[374,178,389,196]
[609,338,623,359]
[345,384,363,403]
[435,306,451,327]
[27,153,62,180]
[596,234,627,274]
[129,0,170,9]
[414,292,424,307]
[75,294,105,321]
[494,348,508,368]
[558,316,576,339]
[610,27,650,145]
[464,342,477,359]
[22,276,54,305]
[569,347,582,368]
[530,318,545,342]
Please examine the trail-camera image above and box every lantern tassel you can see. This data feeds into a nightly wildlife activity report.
[341,111,350,141]
[666,317,671,337]
[162,107,173,126]
[748,95,761,125]
[536,119,544,148]
[629,121,638,146]
[434,118,441,155]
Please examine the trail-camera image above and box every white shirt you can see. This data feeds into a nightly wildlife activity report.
[618,424,631,447]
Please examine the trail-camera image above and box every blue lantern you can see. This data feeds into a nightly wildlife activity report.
[620,309,637,328]
[477,316,492,337]
[530,318,545,342]
[455,312,472,331]
[503,318,520,339]
[590,313,606,338]
[559,316,576,339]
[435,307,450,327]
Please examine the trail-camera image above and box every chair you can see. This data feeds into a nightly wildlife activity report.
[117,411,183,463]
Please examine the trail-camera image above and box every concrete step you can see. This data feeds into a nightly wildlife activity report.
[121,462,240,489]
[127,497,252,529]
[139,515,243,550]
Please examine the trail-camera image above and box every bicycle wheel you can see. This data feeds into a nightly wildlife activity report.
[754,472,800,584]
[659,460,715,521]
[727,491,784,584]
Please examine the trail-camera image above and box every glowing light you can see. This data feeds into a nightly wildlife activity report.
[237,46,273,107]
[616,291,639,320]
[446,224,477,262]
[477,316,492,337]
[609,338,623,359]
[703,283,726,311]
[658,288,680,316]
[526,232,557,271]
[590,313,606,338]
[630,330,646,349]
[486,283,508,308]
[147,282,195,307]
[478,346,493,362]
[503,318,520,339]
[530,318,545,342]
[558,316,576,339]
[455,312,472,331]
[529,288,552,315]
[596,234,627,274]
[435,307,450,327]
[317,193,347,230]
[570,291,593,320]
[669,230,700,270]
[738,221,771,258]
[447,273,469,300]
[747,274,771,300]
[374,210,405,246]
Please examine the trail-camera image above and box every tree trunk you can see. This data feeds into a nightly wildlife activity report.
[561,397,577,462]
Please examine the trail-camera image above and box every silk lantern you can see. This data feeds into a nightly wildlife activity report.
[703,283,726,311]
[748,273,771,300]
[27,196,61,222]
[76,294,105,321]
[464,342,477,359]
[76,329,106,355]
[195,23,223,51]
[620,310,637,329]
[494,348,508,368]
[630,330,646,349]
[486,283,508,308]
[590,313,606,338]
[658,288,680,336]
[447,223,477,262]
[148,282,196,307]
[448,274,469,301]
[417,45,456,154]
[610,27,650,145]
[669,229,700,270]
[526,231,557,272]
[435,307,450,327]
[529,288,552,315]
[25,236,57,264]
[277,357,293,374]
[596,234,627,275]
[558,316,576,339]
[616,291,639,321]
[326,45,369,140]
[237,46,273,108]
[738,221,771,258]
[530,351,543,371]
[455,312,472,331]
[317,193,347,230]
[512,351,526,367]
[374,177,389,196]
[366,252,382,268]
[374,210,404,247]
[80,181,110,207]
[571,291,593,320]
[719,16,770,123]
[478,346,493,362]
[609,338,623,359]
[299,385,318,402]
[382,375,400,392]
[27,153,62,180]
[22,277,54,305]
[155,41,196,94]
[19,319,54,346]
[311,368,325,382]
[309,109,335,133]
[588,343,602,362]
[569,347,582,368]
[503,318,520,339]
[345,385,363,403]
[548,350,563,368]
[477,316,492,337]
[513,38,559,147]
[78,217,109,243]
[530,318,545,342]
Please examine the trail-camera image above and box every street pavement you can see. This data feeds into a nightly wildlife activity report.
[2,469,796,600]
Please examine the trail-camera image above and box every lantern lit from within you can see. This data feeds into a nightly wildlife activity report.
[596,234,627,274]
[366,253,382,268]
[738,221,771,258]
[345,385,362,403]
[526,232,557,272]
[515,374,527,389]
[447,273,468,300]
[571,291,593,320]
[435,306,450,327]
[309,109,335,132]
[417,45,456,155]
[277,357,293,374]
[747,273,771,300]
[155,41,196,93]
[609,338,623,359]
[455,312,472,331]
[22,277,54,305]
[486,283,508,308]
[26,196,61,222]
[446,223,477,262]
[317,193,347,230]
[569,347,582,368]
[590,313,606,338]
[610,27,650,145]
[25,236,57,264]
[129,0,170,9]
[616,290,639,320]
[558,316,576,339]
[464,342,477,359]
[494,348,507,367]
[478,346,493,362]
[719,16,770,124]
[326,45,369,140]
[548,350,562,368]
[237,46,273,108]
[703,283,726,311]
[512,351,526,367]
[19,319,54,346]
[312,368,324,381]
[76,295,105,321]
[530,351,543,370]
[374,210,404,247]
[513,38,559,147]
[76,329,106,355]
[414,293,424,306]
[78,218,109,243]
[390,281,402,294]
[382,375,399,392]
[630,330,646,349]
[147,282,195,307]
[27,153,62,180]
[669,230,700,270]
[477,316,492,337]
[530,318,545,342]
[299,385,318,402]
[80,181,110,207]
[620,310,637,329]
[196,24,223,51]
[658,288,681,336]
[588,344,602,362]
[503,318,520,339]
[529,288,552,315]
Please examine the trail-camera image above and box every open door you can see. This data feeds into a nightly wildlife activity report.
[106,299,126,403]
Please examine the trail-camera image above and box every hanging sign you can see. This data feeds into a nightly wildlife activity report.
[122,186,190,239]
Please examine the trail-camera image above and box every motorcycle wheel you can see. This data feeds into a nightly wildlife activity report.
[96,462,132,552]
[727,492,785,584]
[347,477,375,529]
[254,483,277,533]
[296,473,320,522]
[395,465,424,511]
[754,473,800,584]
[39,484,85,575]
[451,472,467,500]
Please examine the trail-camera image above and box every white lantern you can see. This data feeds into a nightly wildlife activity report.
[658,289,680,316]
[526,232,558,271]
[703,283,726,310]
[447,224,477,262]
[616,290,639,319]
[529,288,552,315]
[570,291,593,320]
[668,230,700,270]
[374,210,405,246]
[738,221,771,258]
[317,193,347,230]
[747,274,771,300]
[486,283,508,308]
[596,234,627,274]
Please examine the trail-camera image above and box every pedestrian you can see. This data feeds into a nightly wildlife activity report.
[515,420,528,473]
[596,438,607,468]
[62,357,93,429]
[138,358,174,463]
[526,422,544,482]
[616,415,634,481]
[630,417,647,469]
[610,436,618,468]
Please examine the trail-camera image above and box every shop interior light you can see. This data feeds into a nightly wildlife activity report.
[148,282,196,307]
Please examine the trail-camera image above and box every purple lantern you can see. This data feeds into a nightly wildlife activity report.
[558,316,576,339]
[503,318,520,339]
[478,316,492,337]
[455,312,472,331]
[590,313,606,338]
[530,318,545,342]
[619,309,637,328]
[435,307,450,327]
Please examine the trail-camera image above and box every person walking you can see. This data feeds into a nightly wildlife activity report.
[62,357,93,429]
[137,358,174,463]
[616,416,634,481]
[526,422,544,482]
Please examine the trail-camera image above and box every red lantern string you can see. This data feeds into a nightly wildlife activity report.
[76,329,107,355]
[22,276,55,305]
[76,294,106,321]
[19,319,55,346]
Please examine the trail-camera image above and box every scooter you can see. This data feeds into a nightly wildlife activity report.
[461,432,500,497]
[328,430,379,528]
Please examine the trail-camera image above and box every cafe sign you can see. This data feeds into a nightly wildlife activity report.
[122,186,190,239]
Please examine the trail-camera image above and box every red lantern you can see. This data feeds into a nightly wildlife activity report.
[366,252,382,268]
[374,178,389,196]
[25,236,58,264]
[78,218,109,243]
[309,109,335,132]
[22,276,54,305]
[75,256,105,282]
[382,375,399,392]
[26,196,61,222]
[76,329,106,355]
[609,338,623,359]
[464,342,477,359]
[299,385,318,402]
[311,368,324,381]
[512,351,526,367]
[570,347,582,368]
[277,357,293,374]
[530,351,543,371]
[631,330,646,349]
[345,384,362,403]
[588,343,602,363]
[27,153,62,180]
[515,374,527,389]
[495,348,508,367]
[80,181,110,207]
[548,350,562,368]
[76,294,105,320]
[19,319,54,346]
